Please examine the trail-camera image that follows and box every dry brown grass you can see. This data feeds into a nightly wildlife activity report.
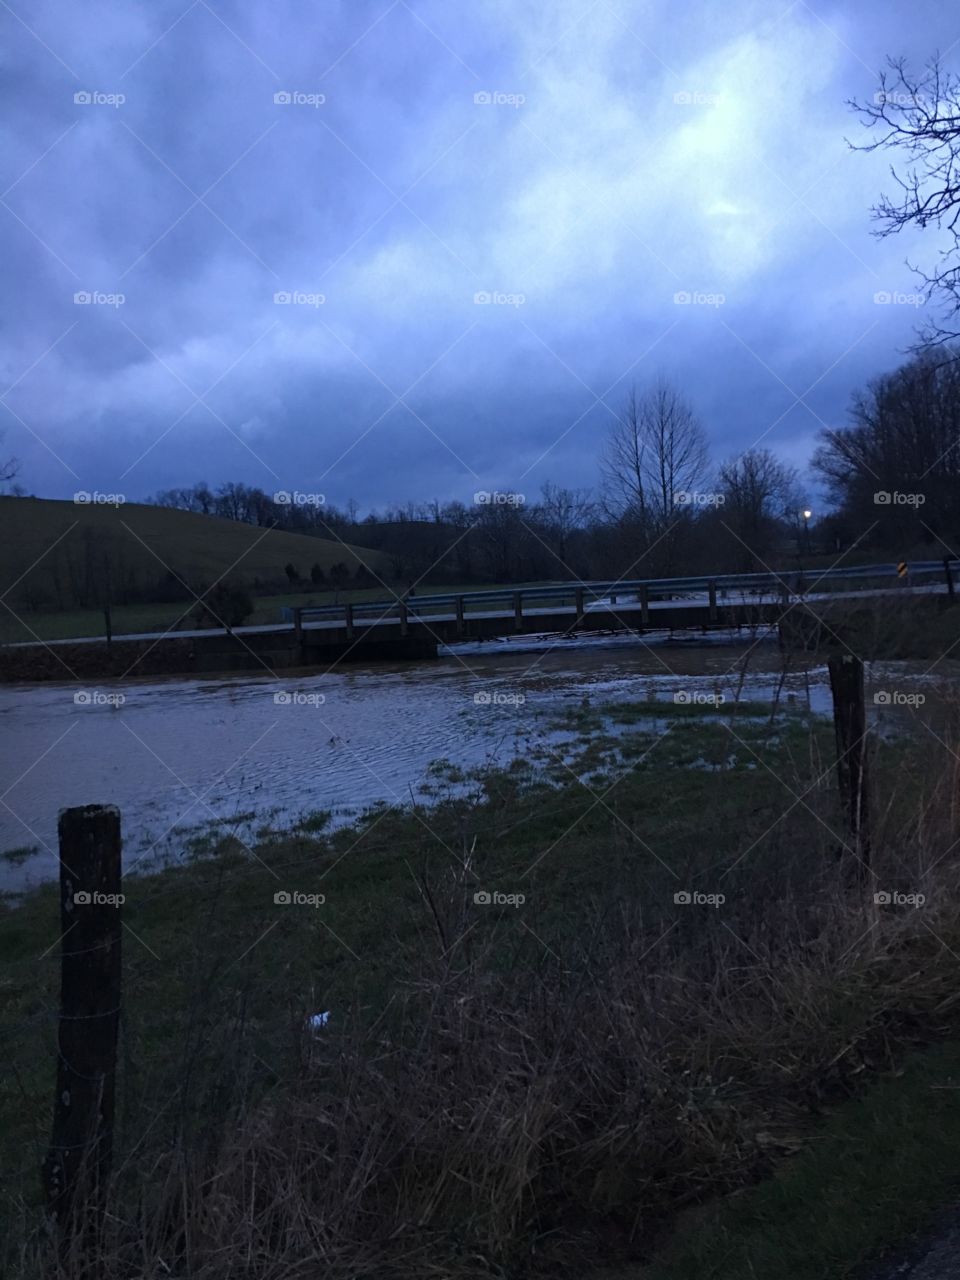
[25,857,960,1277]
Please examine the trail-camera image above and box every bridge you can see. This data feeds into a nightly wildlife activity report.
[2,559,956,682]
[287,558,960,658]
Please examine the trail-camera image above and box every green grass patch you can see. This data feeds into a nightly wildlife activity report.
[642,1040,960,1280]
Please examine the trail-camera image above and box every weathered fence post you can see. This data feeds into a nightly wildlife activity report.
[639,584,649,628]
[398,600,408,636]
[43,805,122,1250]
[455,595,465,637]
[344,602,354,640]
[513,591,523,632]
[293,607,303,645]
[827,655,870,871]
[708,581,718,623]
[574,587,584,627]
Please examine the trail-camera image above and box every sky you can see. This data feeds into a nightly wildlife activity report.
[1,0,956,512]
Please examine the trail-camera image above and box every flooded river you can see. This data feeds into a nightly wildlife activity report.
[0,631,952,891]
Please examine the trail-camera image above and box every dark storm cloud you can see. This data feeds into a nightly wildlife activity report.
[1,0,956,509]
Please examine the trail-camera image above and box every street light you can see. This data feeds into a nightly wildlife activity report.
[802,509,812,554]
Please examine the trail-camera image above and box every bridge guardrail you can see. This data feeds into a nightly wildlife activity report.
[288,558,960,636]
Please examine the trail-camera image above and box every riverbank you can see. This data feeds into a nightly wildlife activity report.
[5,694,960,1277]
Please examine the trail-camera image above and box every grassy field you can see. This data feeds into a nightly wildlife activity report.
[0,576,580,643]
[4,696,960,1276]
[0,497,389,642]
[639,1040,960,1279]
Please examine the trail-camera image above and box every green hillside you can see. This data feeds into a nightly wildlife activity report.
[0,497,387,620]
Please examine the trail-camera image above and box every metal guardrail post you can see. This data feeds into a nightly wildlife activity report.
[293,607,303,643]
[945,558,956,602]
[399,601,408,636]
[513,592,523,631]
[708,581,718,622]
[575,586,584,624]
[640,584,649,626]
[344,602,354,639]
[455,596,465,636]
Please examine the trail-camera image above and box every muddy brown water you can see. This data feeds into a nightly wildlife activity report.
[0,631,954,892]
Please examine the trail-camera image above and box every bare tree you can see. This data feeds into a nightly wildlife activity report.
[537,482,594,573]
[0,430,19,490]
[601,378,709,525]
[601,386,647,520]
[718,447,799,570]
[849,56,960,346]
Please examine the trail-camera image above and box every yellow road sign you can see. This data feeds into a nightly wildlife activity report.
[897,561,908,578]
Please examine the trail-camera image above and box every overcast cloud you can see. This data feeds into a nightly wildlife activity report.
[1,0,955,509]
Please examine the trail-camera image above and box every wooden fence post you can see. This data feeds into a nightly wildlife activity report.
[827,655,870,872]
[43,805,122,1247]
